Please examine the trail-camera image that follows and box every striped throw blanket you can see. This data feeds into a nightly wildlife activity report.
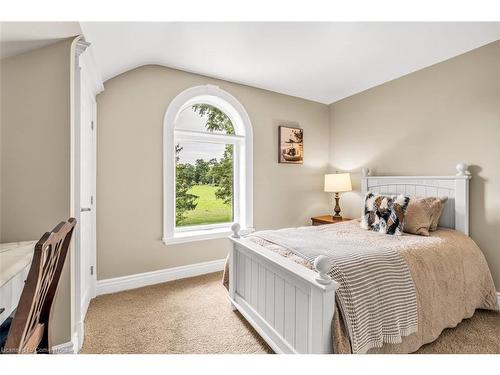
[253,226,418,354]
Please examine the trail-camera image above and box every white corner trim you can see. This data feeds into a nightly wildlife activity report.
[74,320,84,353]
[96,258,226,296]
[497,292,500,310]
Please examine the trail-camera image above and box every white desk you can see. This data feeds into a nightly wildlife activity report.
[0,241,36,325]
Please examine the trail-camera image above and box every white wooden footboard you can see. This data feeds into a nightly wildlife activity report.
[228,224,339,354]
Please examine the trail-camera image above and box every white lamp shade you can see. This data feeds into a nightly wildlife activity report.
[324,173,352,193]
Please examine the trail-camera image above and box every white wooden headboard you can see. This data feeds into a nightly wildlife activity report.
[360,163,471,235]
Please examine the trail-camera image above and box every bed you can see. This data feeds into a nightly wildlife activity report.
[225,164,498,353]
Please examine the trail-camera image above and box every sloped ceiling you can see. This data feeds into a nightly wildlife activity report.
[81,22,500,103]
[2,22,499,104]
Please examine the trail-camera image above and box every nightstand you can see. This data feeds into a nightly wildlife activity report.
[311,215,351,226]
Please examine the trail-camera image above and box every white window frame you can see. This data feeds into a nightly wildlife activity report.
[163,85,253,244]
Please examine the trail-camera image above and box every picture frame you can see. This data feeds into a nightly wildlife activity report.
[278,124,303,164]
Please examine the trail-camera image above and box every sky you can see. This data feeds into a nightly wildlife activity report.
[176,106,227,165]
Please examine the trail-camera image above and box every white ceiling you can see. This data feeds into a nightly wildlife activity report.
[2,22,500,104]
[80,22,500,104]
[0,22,81,59]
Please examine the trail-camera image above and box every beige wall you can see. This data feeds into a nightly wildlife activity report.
[96,65,331,280]
[0,38,75,345]
[329,41,500,288]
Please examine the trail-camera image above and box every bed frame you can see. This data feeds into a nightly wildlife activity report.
[228,163,471,354]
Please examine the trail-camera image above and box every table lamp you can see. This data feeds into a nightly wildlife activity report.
[324,173,352,219]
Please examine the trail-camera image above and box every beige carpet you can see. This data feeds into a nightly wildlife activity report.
[81,272,499,354]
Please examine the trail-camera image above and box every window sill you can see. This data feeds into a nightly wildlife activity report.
[163,226,254,245]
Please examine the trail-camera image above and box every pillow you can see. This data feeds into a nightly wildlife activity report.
[360,192,410,235]
[403,196,449,236]
[429,196,448,231]
[404,197,439,236]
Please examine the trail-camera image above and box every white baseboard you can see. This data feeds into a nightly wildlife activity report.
[51,327,80,354]
[96,258,226,296]
[52,339,75,354]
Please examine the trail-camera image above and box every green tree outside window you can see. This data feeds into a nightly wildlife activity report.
[175,104,235,225]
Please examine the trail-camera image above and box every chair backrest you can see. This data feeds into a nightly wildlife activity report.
[4,218,76,354]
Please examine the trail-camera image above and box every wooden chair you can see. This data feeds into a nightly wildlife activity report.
[2,218,76,354]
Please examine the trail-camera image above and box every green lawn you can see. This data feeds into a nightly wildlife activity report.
[179,184,232,226]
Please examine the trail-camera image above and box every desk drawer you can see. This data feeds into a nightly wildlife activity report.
[0,265,30,325]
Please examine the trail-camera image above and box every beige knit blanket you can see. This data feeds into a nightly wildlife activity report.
[253,227,418,353]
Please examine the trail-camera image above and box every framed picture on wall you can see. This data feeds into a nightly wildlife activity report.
[278,124,303,164]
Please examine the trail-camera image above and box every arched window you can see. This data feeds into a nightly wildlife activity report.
[163,85,253,244]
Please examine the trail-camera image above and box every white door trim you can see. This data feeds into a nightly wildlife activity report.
[70,35,103,353]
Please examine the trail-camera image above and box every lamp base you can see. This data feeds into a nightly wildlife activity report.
[333,192,342,219]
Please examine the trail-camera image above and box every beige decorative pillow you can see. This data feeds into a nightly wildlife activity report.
[403,197,435,236]
[429,196,448,231]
